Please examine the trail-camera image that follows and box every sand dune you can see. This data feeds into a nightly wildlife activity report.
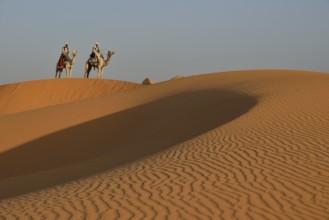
[1,70,329,219]
[0,78,141,115]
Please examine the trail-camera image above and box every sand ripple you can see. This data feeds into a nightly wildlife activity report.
[1,70,329,219]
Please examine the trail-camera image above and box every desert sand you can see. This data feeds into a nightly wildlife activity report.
[0,70,329,219]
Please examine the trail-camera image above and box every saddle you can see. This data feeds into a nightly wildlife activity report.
[89,52,98,64]
[89,58,98,64]
[57,54,67,69]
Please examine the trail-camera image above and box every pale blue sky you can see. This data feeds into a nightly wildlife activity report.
[0,0,328,85]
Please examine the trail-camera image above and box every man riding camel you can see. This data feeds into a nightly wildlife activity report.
[90,42,102,64]
[57,43,70,68]
[62,43,70,60]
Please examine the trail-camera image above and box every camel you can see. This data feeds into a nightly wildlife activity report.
[55,50,78,79]
[84,51,115,79]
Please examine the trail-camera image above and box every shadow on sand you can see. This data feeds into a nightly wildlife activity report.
[0,89,258,199]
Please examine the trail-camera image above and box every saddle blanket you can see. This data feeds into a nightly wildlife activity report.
[89,58,98,64]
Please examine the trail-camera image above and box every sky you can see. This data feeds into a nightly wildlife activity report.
[0,0,328,85]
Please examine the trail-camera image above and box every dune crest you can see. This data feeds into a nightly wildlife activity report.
[1,70,329,219]
[171,75,184,80]
[0,78,141,115]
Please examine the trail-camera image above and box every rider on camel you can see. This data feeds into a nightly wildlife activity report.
[62,43,70,60]
[58,43,69,68]
[90,42,101,63]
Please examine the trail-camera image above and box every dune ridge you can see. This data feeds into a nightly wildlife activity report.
[1,70,329,219]
[0,78,141,116]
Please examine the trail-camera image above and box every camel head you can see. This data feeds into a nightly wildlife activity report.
[72,50,78,56]
[107,51,115,56]
[104,51,115,67]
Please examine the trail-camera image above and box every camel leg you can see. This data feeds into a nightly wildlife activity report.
[55,65,59,78]
[88,65,93,78]
[98,67,103,79]
[97,69,100,79]
[87,70,90,78]
[56,68,62,78]
[84,63,90,78]
[69,68,72,78]
[87,64,92,78]
[100,68,104,79]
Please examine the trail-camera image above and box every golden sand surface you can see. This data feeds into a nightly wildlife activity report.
[0,70,329,219]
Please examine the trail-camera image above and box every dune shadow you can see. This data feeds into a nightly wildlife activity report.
[0,89,258,199]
